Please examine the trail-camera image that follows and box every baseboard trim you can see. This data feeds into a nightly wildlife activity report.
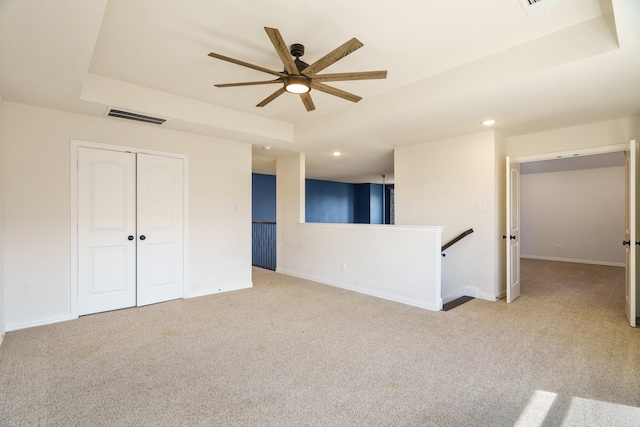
[277,268,442,311]
[186,282,253,299]
[0,329,5,348]
[6,315,72,332]
[521,255,624,267]
[479,291,500,302]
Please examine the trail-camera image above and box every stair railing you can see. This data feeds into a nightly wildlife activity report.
[441,228,474,257]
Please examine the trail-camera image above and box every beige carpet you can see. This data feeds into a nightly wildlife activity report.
[1,259,639,426]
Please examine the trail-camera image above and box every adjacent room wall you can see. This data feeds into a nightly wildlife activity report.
[3,102,252,330]
[521,166,626,266]
[395,131,504,303]
[252,173,276,222]
[306,179,355,223]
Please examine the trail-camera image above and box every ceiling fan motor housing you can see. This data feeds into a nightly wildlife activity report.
[290,43,304,58]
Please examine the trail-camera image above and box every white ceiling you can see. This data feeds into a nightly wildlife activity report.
[1,0,638,183]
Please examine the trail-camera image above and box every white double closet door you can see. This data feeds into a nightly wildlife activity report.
[78,147,184,315]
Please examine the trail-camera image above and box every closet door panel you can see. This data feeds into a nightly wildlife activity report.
[78,148,136,315]
[136,153,184,306]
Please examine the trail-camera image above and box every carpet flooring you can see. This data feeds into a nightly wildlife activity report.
[0,259,639,426]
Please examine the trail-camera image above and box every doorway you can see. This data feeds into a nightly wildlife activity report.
[71,142,188,317]
[511,144,636,325]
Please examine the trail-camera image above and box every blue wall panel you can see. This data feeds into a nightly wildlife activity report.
[354,184,371,224]
[252,173,276,222]
[370,183,384,224]
[305,179,355,223]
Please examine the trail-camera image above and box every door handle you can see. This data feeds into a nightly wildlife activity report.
[140,235,146,240]
[502,235,516,240]
[623,240,630,246]
[128,235,134,241]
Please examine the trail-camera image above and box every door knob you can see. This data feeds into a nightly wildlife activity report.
[128,235,134,241]
[140,235,146,240]
[510,235,516,240]
[623,240,630,246]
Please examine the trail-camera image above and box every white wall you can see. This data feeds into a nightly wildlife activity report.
[3,102,252,330]
[277,153,443,310]
[521,166,625,266]
[395,132,504,303]
[507,117,640,158]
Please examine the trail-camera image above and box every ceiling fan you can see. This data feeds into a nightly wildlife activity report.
[208,27,387,112]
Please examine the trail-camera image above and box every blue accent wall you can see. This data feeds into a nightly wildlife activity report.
[370,184,384,224]
[306,179,355,223]
[354,184,370,224]
[251,173,385,224]
[252,173,276,222]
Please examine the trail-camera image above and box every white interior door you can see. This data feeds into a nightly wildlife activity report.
[136,154,184,306]
[625,140,637,327]
[506,156,521,303]
[78,148,185,314]
[78,148,136,315]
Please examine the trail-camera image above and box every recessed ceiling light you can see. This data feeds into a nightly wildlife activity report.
[263,145,271,150]
[333,151,341,157]
[482,119,496,126]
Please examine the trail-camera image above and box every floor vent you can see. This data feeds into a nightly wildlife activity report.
[442,296,475,311]
[106,108,166,125]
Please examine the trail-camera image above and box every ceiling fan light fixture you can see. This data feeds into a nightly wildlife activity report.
[284,75,310,94]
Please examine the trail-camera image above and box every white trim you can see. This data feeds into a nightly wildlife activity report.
[70,139,190,320]
[277,268,442,311]
[0,330,4,347]
[6,315,72,332]
[513,143,628,164]
[185,282,253,299]
[489,290,505,301]
[521,255,625,268]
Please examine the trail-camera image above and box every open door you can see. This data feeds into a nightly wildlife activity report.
[624,140,638,327]
[506,156,521,303]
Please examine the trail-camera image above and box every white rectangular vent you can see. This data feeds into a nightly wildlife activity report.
[519,0,559,16]
[106,108,166,125]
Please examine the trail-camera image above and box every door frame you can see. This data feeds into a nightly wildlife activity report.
[506,143,628,299]
[70,140,189,320]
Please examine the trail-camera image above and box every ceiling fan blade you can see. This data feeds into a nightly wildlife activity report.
[208,52,286,78]
[309,81,362,103]
[302,38,364,76]
[264,27,299,75]
[257,87,287,107]
[300,93,315,111]
[313,70,387,82]
[215,79,283,88]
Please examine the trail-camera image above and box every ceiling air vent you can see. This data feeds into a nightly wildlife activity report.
[519,0,559,16]
[106,108,166,125]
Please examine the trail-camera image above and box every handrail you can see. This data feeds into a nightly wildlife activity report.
[441,228,474,256]
[252,221,276,224]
